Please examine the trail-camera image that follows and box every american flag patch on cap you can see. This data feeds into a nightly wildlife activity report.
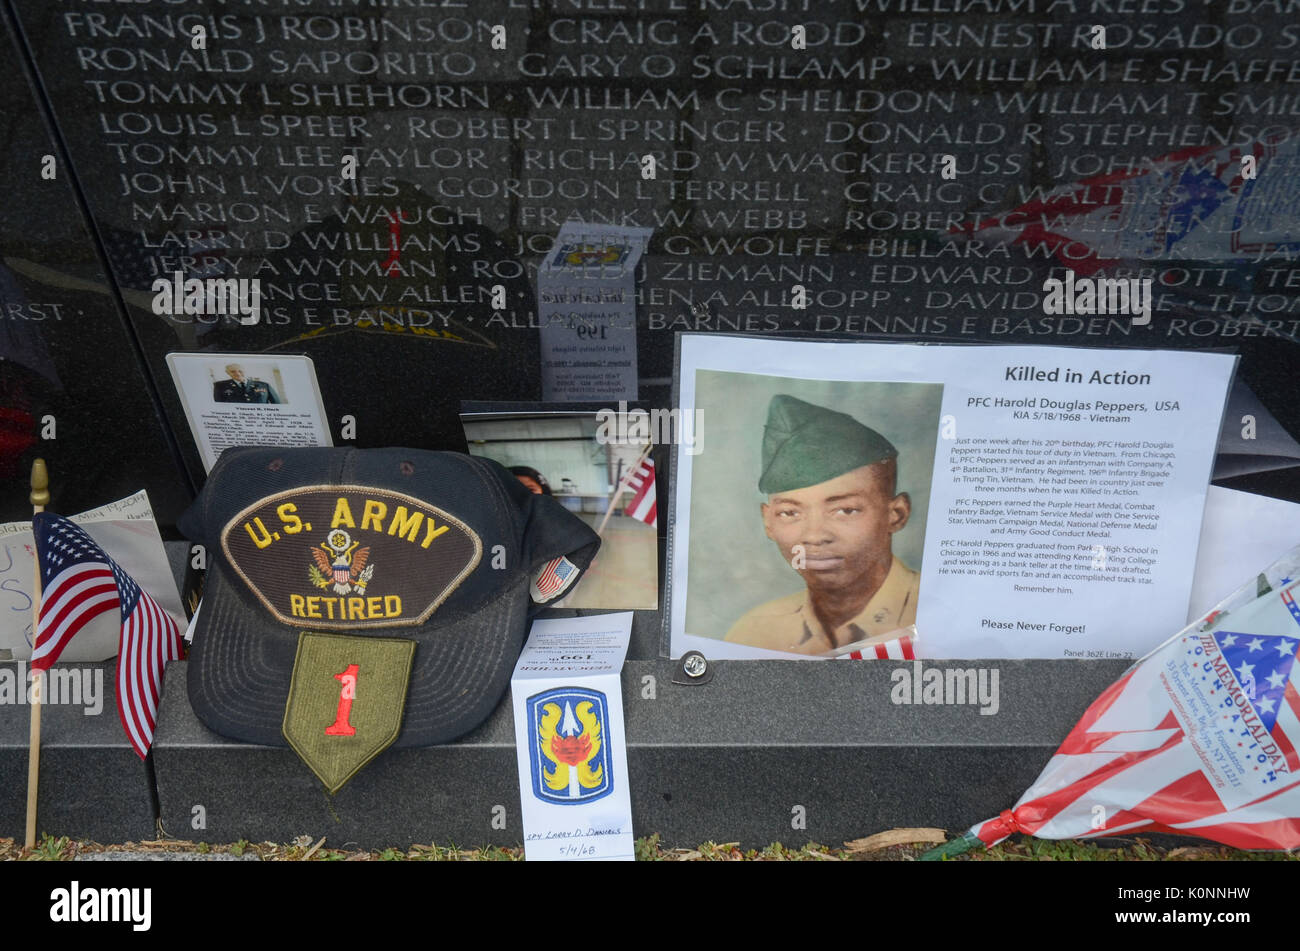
[531,556,580,603]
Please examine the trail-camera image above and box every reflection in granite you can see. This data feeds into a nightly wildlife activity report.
[0,8,191,524]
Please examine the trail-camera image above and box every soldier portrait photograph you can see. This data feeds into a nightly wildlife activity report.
[212,363,283,405]
[681,371,943,657]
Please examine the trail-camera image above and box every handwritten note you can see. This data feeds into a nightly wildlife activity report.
[0,491,183,661]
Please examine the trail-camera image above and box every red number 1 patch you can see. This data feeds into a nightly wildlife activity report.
[326,664,359,736]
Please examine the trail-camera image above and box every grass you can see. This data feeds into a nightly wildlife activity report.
[2,831,1296,861]
[24,835,73,861]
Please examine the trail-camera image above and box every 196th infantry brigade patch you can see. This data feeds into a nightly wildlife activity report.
[526,687,614,805]
[283,632,416,794]
[552,241,629,269]
[221,486,482,630]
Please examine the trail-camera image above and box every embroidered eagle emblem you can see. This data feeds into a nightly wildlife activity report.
[308,529,374,596]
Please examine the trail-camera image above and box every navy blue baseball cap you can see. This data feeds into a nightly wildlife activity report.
[178,447,600,750]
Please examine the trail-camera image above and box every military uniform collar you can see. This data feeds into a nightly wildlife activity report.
[795,556,913,651]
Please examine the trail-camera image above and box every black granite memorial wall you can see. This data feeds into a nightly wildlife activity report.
[7,0,1299,513]
[0,5,190,525]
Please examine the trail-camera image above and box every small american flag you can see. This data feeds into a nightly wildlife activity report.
[32,513,184,759]
[623,458,656,528]
[832,630,916,660]
[533,556,577,601]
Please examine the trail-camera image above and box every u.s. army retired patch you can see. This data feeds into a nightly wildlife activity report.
[222,486,482,629]
[282,632,415,794]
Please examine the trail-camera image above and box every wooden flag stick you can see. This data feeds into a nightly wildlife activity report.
[595,441,652,539]
[25,458,48,850]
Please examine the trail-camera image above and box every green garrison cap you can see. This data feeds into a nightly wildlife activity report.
[758,394,898,494]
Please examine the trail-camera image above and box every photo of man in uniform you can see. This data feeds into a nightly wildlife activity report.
[213,363,281,404]
[725,394,920,655]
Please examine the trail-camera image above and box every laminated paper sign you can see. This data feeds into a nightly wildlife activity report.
[538,224,652,402]
[166,352,332,472]
[511,612,634,861]
[667,336,1237,661]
